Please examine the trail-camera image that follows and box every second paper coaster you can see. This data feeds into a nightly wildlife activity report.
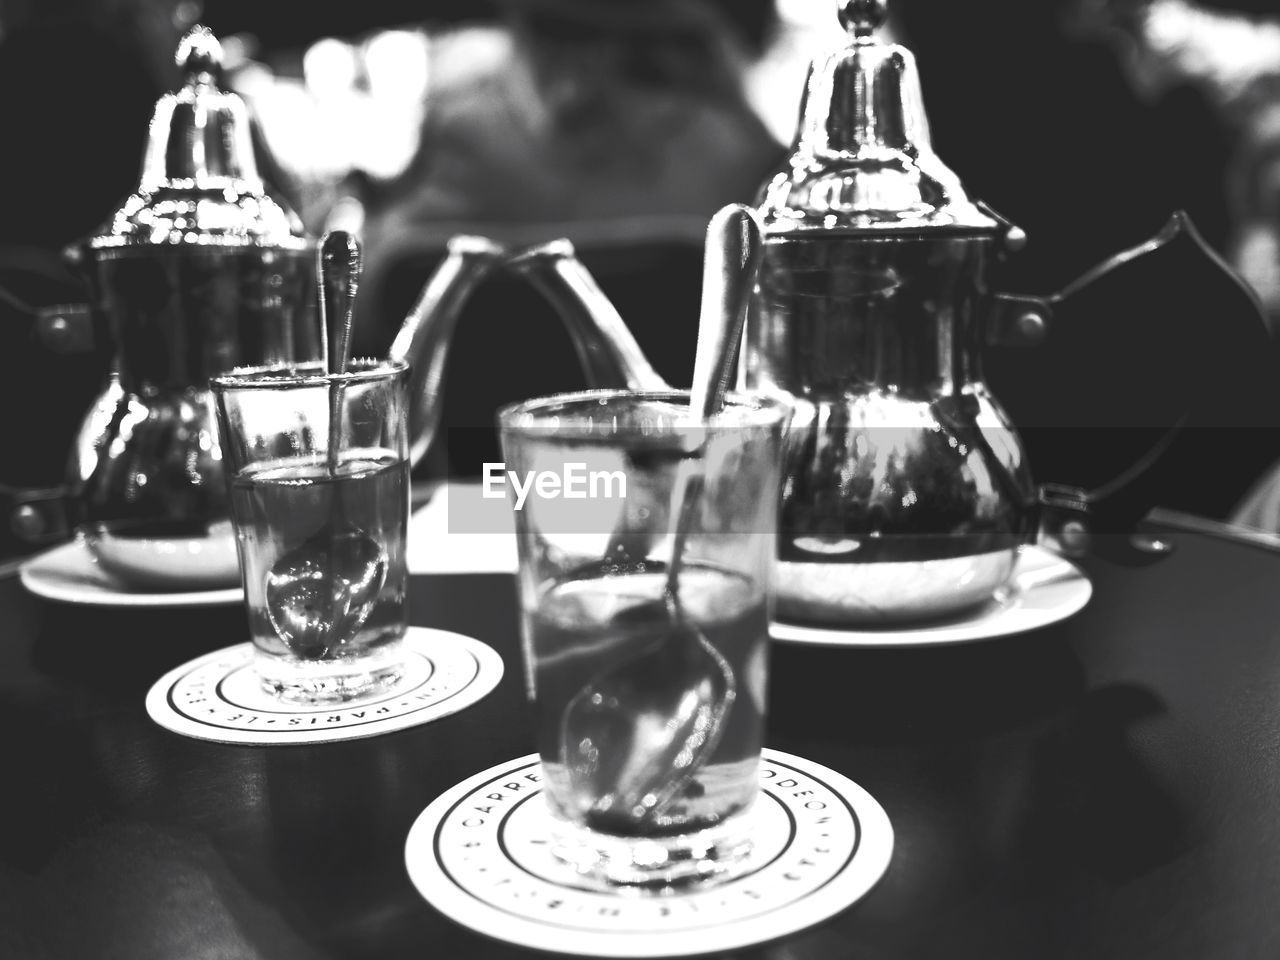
[405,749,893,957]
[146,627,503,745]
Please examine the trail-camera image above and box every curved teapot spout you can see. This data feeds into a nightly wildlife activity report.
[507,240,670,393]
[390,236,507,469]
[390,235,669,472]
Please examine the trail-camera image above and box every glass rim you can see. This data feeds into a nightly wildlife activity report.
[211,358,408,392]
[497,388,792,435]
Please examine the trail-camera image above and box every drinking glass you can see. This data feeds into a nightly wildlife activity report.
[212,359,410,703]
[498,390,789,888]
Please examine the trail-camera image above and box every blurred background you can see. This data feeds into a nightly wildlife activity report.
[3,0,1280,546]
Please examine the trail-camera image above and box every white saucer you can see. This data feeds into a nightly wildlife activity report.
[770,546,1091,648]
[19,540,243,608]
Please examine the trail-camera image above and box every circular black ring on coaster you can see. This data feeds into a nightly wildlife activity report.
[404,749,893,957]
[145,627,503,745]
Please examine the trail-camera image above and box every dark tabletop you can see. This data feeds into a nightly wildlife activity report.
[2,524,1280,960]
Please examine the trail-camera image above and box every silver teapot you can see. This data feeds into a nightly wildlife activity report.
[742,0,1045,622]
[67,26,319,589]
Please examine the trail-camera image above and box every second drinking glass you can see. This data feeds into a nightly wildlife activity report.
[499,389,789,889]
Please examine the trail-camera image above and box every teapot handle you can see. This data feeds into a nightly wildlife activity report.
[993,211,1275,565]
[507,240,670,393]
[977,202,1057,348]
[0,251,102,554]
[0,483,73,557]
[986,293,1054,347]
[1037,481,1179,568]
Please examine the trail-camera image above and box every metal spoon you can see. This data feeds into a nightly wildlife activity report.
[265,232,388,659]
[558,205,764,829]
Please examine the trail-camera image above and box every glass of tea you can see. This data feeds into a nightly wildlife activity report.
[212,359,409,703]
[498,390,789,888]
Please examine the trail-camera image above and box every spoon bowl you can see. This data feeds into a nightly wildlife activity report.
[560,587,736,830]
[265,525,388,660]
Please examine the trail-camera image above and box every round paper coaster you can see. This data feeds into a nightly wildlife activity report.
[145,627,503,745]
[405,749,893,957]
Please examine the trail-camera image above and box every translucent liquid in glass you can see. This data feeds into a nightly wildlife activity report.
[531,565,768,837]
[230,453,408,684]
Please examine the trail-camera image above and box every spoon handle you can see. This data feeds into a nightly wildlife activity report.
[666,206,763,597]
[320,231,362,377]
[318,231,363,475]
[689,204,763,420]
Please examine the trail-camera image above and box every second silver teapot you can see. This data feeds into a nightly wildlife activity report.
[743,0,1042,623]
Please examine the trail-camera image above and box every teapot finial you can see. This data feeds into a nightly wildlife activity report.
[92,24,306,249]
[176,25,222,80]
[839,0,886,39]
[757,0,995,234]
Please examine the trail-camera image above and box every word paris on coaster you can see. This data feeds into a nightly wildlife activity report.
[405,750,893,957]
[145,627,503,745]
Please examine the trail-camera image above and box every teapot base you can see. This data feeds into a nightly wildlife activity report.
[83,519,241,592]
[773,549,1018,626]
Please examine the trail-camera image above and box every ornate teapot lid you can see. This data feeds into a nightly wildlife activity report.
[92,26,307,251]
[758,0,998,236]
